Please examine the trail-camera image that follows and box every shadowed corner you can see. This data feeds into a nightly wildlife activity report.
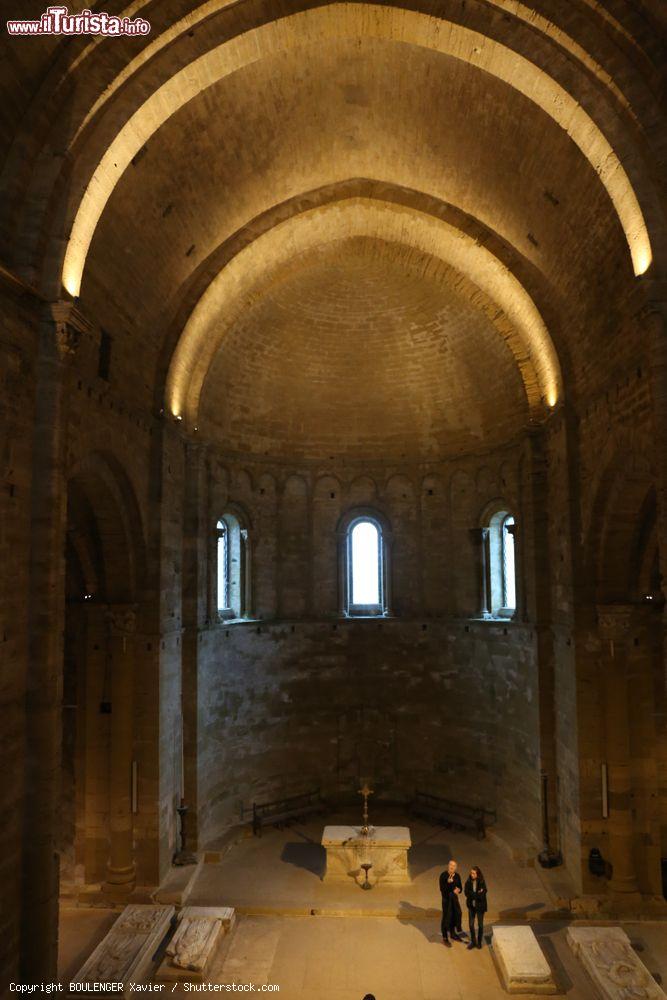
[280,841,326,877]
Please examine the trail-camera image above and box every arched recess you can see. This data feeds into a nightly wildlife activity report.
[57,2,655,299]
[165,197,563,426]
[62,452,145,889]
[586,446,665,899]
[587,446,658,605]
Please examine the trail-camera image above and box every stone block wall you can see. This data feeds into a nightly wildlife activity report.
[0,285,38,984]
[193,445,542,853]
[197,619,541,852]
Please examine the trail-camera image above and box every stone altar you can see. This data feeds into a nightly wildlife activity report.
[156,906,236,983]
[321,825,411,885]
[72,904,175,991]
[491,925,557,994]
[567,926,665,1000]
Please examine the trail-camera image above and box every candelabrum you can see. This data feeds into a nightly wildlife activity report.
[173,799,197,866]
[358,781,374,837]
[360,862,373,890]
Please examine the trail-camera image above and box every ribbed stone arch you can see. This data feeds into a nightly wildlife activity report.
[61,2,653,299]
[66,0,633,151]
[165,197,563,426]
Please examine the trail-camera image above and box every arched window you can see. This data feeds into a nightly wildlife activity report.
[484,509,517,617]
[214,511,250,620]
[501,515,516,610]
[342,514,389,616]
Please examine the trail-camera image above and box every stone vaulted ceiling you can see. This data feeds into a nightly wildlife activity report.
[0,0,665,460]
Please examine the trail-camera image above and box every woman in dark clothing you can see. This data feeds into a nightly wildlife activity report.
[464,865,488,949]
[439,859,464,946]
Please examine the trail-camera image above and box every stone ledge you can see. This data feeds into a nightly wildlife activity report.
[153,857,202,906]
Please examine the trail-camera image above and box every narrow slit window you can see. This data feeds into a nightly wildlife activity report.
[351,520,380,605]
[345,515,386,616]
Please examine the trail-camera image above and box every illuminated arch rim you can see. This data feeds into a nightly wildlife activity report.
[68,0,634,146]
[165,197,563,423]
[61,3,652,298]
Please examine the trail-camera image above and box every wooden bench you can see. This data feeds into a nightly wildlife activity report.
[410,789,496,840]
[251,788,325,836]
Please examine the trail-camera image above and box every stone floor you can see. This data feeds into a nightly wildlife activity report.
[58,908,667,1000]
[195,809,561,919]
[58,907,119,984]
[57,812,667,999]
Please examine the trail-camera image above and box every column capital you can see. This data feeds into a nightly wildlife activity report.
[468,527,488,546]
[43,300,92,359]
[633,283,667,328]
[105,605,137,637]
[596,603,634,640]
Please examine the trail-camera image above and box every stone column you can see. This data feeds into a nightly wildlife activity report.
[523,427,560,862]
[643,298,667,676]
[20,303,80,982]
[644,299,667,556]
[181,442,206,845]
[469,528,491,617]
[104,606,137,889]
[626,608,662,895]
[597,604,639,897]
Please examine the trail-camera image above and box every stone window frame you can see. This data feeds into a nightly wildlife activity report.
[212,504,252,622]
[337,507,393,618]
[476,501,519,620]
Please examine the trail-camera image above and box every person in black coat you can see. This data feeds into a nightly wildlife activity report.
[464,865,488,949]
[439,859,464,946]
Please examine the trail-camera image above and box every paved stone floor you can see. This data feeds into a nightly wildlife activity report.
[58,909,667,1000]
[58,812,667,999]
[194,810,560,919]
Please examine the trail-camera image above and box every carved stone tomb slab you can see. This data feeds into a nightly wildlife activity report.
[567,926,665,1000]
[156,906,236,983]
[72,904,175,991]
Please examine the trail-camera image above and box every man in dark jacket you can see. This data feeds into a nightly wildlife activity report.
[439,859,463,946]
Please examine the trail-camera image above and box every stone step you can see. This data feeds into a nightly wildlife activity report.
[154,857,202,906]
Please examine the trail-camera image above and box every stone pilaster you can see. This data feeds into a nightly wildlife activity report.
[20,302,80,981]
[644,299,667,569]
[104,606,137,889]
[643,297,667,674]
[523,427,560,862]
[597,604,640,898]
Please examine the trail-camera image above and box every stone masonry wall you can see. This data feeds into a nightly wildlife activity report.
[0,284,38,985]
[197,619,541,853]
